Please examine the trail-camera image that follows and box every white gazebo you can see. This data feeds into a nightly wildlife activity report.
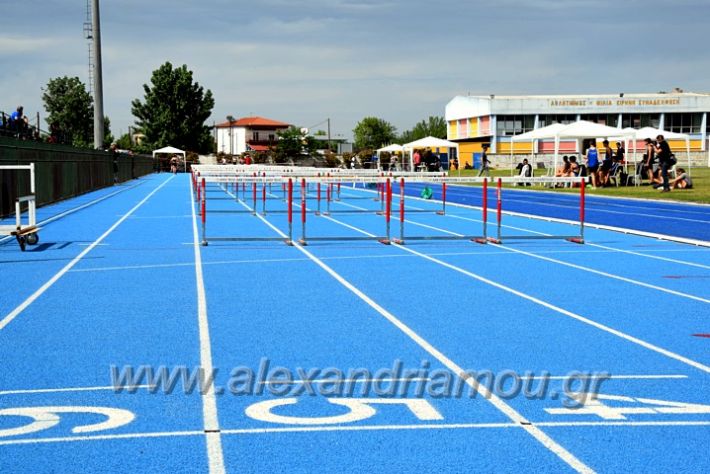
[510,123,568,175]
[152,146,186,171]
[376,144,404,170]
[613,127,691,175]
[552,121,635,171]
[401,136,459,171]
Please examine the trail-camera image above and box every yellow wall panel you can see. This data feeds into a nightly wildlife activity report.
[448,122,458,140]
[469,119,478,137]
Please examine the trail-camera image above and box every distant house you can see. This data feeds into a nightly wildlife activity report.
[215,116,291,155]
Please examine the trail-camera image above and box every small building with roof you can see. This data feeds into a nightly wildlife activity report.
[215,116,291,155]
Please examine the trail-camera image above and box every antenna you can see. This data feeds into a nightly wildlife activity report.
[83,0,93,96]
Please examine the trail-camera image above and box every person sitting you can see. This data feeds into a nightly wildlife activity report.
[669,168,692,190]
[569,156,581,176]
[555,156,571,177]
[517,159,532,186]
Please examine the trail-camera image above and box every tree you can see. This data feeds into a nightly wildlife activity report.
[273,126,319,163]
[398,116,447,143]
[131,62,215,153]
[353,117,397,150]
[42,76,112,148]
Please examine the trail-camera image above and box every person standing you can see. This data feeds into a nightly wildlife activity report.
[478,144,490,177]
[585,140,600,188]
[642,138,656,183]
[413,150,421,171]
[110,143,120,183]
[654,135,673,192]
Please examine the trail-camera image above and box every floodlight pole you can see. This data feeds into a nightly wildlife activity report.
[91,0,105,149]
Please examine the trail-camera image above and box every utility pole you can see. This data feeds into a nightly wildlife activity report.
[327,118,331,151]
[91,0,105,149]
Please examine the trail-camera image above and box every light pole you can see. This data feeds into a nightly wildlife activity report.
[226,115,234,156]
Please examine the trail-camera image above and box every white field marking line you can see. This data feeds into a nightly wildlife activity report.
[236,202,594,474]
[318,213,710,375]
[65,250,614,274]
[255,374,686,385]
[519,375,688,380]
[408,214,710,304]
[0,176,174,332]
[77,243,109,247]
[467,192,710,225]
[3,420,710,447]
[256,377,431,386]
[489,186,710,216]
[338,201,692,302]
[0,181,146,245]
[125,215,192,219]
[189,179,226,474]
[348,185,710,248]
[0,385,154,396]
[448,213,710,271]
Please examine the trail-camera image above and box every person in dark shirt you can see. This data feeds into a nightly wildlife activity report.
[654,135,673,192]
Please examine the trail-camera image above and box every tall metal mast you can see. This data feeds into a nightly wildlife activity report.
[91,0,105,149]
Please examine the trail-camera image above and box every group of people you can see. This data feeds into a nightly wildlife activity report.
[548,135,690,192]
[639,136,691,191]
[578,140,626,188]
[0,106,36,141]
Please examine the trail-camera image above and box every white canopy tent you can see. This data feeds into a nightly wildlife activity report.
[509,123,568,175]
[401,136,459,171]
[376,144,404,153]
[376,144,404,171]
[611,127,691,176]
[552,121,635,172]
[152,146,186,171]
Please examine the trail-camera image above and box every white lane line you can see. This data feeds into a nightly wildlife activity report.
[189,180,226,474]
[256,377,431,386]
[520,374,688,380]
[418,215,710,303]
[2,420,709,447]
[233,199,593,474]
[3,375,685,396]
[0,385,153,396]
[316,213,710,375]
[70,249,665,274]
[347,185,710,248]
[0,176,174,332]
[0,181,146,245]
[449,213,710,271]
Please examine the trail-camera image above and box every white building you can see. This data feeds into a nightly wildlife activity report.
[215,116,290,155]
[445,90,710,166]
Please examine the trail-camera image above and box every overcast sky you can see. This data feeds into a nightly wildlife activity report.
[2,0,709,141]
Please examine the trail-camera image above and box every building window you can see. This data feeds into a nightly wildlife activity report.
[538,114,577,127]
[581,114,618,126]
[621,114,661,129]
[664,113,702,134]
[269,134,275,142]
[495,115,534,136]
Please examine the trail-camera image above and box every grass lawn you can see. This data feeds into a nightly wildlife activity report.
[448,166,710,204]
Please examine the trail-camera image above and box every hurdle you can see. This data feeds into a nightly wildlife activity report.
[195,171,585,247]
[0,163,41,251]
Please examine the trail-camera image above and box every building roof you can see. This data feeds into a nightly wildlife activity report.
[215,116,290,128]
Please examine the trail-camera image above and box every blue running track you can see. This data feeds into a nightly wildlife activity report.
[0,173,708,473]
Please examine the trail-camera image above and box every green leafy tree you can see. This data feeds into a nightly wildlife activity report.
[42,76,112,148]
[273,126,319,163]
[131,62,215,153]
[353,117,397,150]
[398,116,447,142]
